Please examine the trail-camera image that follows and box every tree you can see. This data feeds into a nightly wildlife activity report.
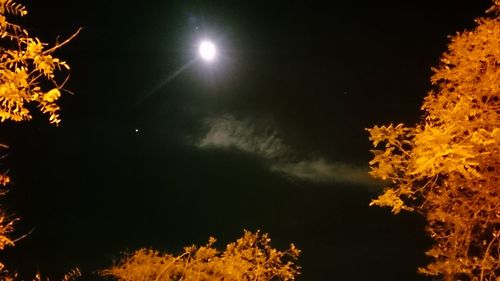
[367,2,499,280]
[0,0,81,125]
[102,230,301,281]
[0,0,78,276]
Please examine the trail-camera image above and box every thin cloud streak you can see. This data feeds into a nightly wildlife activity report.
[197,115,378,186]
[272,159,377,186]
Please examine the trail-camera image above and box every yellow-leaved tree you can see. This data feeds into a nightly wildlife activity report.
[102,230,301,281]
[367,2,499,281]
[0,0,79,276]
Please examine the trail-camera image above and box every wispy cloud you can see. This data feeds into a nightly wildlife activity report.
[196,115,377,186]
[198,116,287,160]
[271,159,376,186]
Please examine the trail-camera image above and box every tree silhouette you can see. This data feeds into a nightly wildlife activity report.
[367,2,499,280]
[0,0,78,277]
[102,230,300,281]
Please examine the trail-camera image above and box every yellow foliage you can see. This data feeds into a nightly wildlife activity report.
[0,176,14,274]
[0,1,78,279]
[0,0,79,125]
[367,2,499,280]
[102,230,301,281]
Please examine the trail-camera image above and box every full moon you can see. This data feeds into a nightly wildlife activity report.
[198,40,216,62]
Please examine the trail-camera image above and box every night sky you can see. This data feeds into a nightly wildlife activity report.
[0,0,493,280]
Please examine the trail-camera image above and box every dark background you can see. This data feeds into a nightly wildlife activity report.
[0,0,492,280]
